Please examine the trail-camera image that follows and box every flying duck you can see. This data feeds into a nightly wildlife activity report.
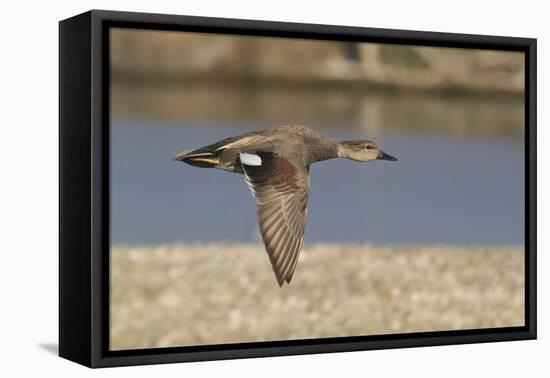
[174,125,397,286]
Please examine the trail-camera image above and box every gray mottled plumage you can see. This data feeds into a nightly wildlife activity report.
[175,125,396,286]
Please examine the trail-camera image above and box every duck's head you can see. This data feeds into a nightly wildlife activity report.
[337,140,397,163]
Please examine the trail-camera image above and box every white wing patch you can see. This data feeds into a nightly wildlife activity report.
[239,152,262,166]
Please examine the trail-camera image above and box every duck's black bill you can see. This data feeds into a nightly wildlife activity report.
[377,151,397,161]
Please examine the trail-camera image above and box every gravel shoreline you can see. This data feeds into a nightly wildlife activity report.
[110,243,524,350]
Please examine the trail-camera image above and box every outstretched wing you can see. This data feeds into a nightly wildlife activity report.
[240,151,310,286]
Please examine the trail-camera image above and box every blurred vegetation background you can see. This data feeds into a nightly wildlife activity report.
[111,29,524,93]
[110,29,525,139]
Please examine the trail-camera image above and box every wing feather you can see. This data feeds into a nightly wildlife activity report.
[240,151,310,286]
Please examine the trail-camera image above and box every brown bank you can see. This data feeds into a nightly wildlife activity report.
[110,243,524,350]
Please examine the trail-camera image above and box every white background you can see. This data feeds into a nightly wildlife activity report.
[0,0,547,376]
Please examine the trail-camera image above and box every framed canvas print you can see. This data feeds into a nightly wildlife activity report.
[59,10,537,368]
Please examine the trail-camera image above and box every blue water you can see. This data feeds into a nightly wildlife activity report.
[111,119,524,245]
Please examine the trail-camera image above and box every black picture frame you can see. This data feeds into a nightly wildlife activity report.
[59,9,537,368]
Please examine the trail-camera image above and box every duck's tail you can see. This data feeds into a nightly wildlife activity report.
[174,148,221,168]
